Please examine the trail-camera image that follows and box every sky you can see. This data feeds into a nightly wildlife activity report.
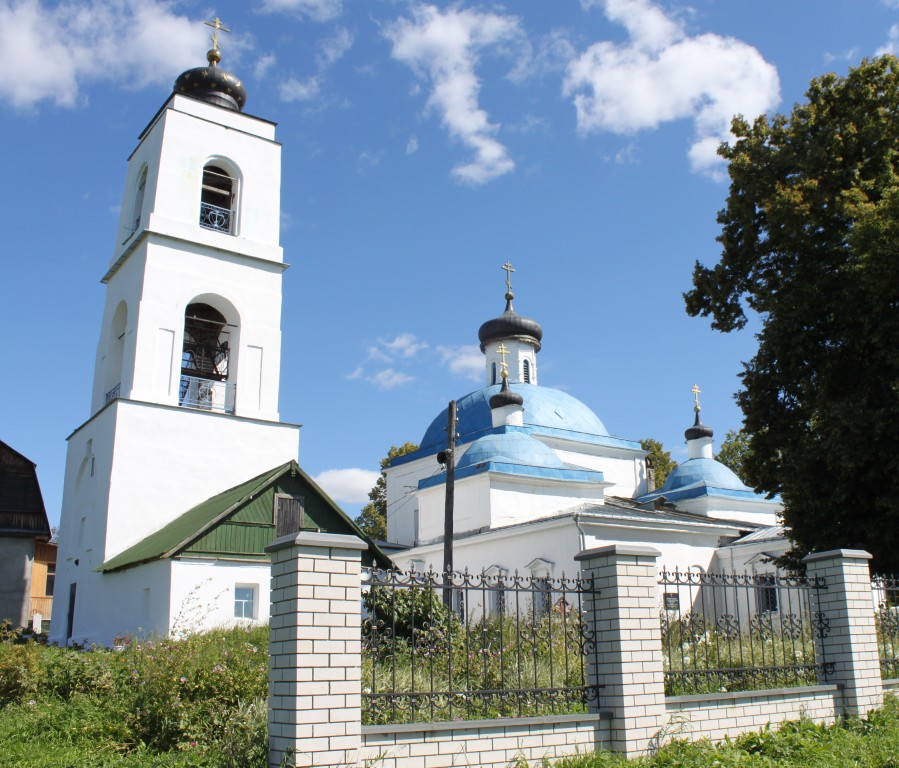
[2,0,898,529]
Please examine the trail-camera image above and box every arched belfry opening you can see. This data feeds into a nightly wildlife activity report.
[179,302,236,414]
[199,163,235,234]
[104,301,128,406]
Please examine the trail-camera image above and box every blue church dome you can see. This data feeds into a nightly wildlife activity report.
[419,384,609,452]
[456,431,566,471]
[661,458,750,493]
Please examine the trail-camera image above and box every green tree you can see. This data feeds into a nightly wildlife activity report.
[640,438,676,489]
[715,428,750,482]
[354,442,419,541]
[684,56,899,570]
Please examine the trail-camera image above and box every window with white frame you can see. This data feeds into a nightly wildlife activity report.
[234,584,257,619]
[527,558,553,618]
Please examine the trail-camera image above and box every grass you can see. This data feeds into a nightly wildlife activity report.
[0,623,269,768]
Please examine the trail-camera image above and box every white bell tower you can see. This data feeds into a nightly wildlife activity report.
[51,33,300,644]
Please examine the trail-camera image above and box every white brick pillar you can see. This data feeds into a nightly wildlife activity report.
[803,549,883,716]
[575,544,666,758]
[267,531,366,768]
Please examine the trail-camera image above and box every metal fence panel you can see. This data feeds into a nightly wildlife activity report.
[658,568,832,696]
[361,567,600,724]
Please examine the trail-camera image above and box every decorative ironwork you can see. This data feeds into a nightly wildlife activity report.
[659,567,830,696]
[873,574,899,678]
[105,383,121,406]
[199,202,233,233]
[361,566,600,725]
[178,375,235,414]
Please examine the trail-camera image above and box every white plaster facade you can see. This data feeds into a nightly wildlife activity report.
[51,77,299,646]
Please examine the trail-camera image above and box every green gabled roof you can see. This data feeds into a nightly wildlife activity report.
[98,460,391,573]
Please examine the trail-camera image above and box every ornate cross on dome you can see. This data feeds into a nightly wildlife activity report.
[502,261,515,295]
[497,342,509,378]
[205,17,230,51]
[692,383,702,413]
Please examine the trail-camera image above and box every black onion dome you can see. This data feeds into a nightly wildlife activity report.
[173,49,247,112]
[489,377,524,409]
[478,294,543,352]
[685,411,714,441]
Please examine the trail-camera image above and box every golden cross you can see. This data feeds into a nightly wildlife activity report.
[205,17,230,51]
[501,261,515,294]
[691,383,701,412]
[497,342,509,378]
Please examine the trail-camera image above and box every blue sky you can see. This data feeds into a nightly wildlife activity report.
[2,0,897,528]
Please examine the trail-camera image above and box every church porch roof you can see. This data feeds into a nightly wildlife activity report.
[99,460,389,573]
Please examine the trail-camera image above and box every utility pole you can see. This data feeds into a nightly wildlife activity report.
[442,400,456,607]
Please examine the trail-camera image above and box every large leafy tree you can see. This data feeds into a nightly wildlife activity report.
[685,56,899,570]
[715,429,750,482]
[641,438,676,490]
[354,442,419,541]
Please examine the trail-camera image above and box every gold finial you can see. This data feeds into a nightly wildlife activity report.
[497,342,509,379]
[205,17,230,64]
[691,383,702,413]
[501,261,515,297]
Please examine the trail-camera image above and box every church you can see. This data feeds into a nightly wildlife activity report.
[383,272,787,586]
[51,28,789,647]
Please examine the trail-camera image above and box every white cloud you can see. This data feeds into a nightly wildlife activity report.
[438,344,483,382]
[384,4,522,185]
[280,26,353,103]
[564,0,780,177]
[346,366,364,380]
[313,468,379,504]
[369,368,415,389]
[381,333,428,358]
[877,26,899,56]
[406,136,419,154]
[254,53,276,80]
[0,0,208,109]
[259,0,342,22]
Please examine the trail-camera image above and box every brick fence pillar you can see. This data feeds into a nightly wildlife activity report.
[267,531,366,768]
[803,549,882,717]
[575,544,666,758]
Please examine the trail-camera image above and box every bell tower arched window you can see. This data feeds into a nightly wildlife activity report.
[522,359,531,384]
[131,166,147,235]
[179,303,235,414]
[199,164,235,234]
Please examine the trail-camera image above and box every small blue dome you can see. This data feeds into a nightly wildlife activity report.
[419,384,609,452]
[456,431,565,471]
[661,458,750,493]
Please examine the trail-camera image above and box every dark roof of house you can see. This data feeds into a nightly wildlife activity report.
[99,460,390,573]
[0,440,51,538]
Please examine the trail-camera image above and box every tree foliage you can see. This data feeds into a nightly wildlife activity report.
[640,438,676,490]
[684,56,899,570]
[354,442,419,541]
[715,429,750,482]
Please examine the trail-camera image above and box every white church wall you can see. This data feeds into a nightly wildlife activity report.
[51,558,172,646]
[386,453,443,545]
[674,495,782,527]
[169,559,271,634]
[103,400,298,560]
[488,478,605,529]
[548,444,646,498]
[416,474,492,543]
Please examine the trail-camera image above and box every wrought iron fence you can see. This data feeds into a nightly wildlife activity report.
[873,574,899,678]
[178,375,235,414]
[199,202,233,233]
[659,568,832,696]
[361,566,600,725]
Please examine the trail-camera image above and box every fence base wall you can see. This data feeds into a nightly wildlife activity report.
[665,684,842,744]
[361,713,611,768]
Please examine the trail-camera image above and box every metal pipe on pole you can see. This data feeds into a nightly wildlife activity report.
[442,400,456,607]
